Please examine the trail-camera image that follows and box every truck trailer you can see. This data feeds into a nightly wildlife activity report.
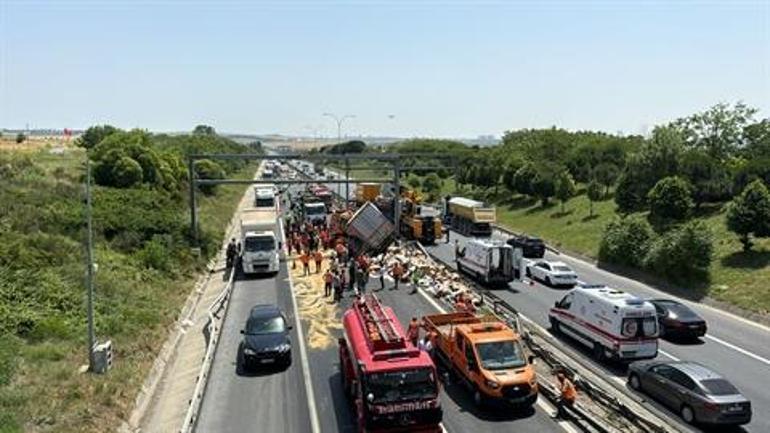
[447,197,495,237]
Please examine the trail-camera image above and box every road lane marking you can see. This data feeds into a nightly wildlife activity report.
[282,219,321,433]
[705,334,770,367]
[658,350,680,361]
[536,398,581,433]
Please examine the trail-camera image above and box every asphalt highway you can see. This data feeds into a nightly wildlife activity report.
[305,162,769,432]
[195,265,312,433]
[425,230,769,433]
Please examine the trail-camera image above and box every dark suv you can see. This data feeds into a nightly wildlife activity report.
[240,304,293,369]
[506,235,546,258]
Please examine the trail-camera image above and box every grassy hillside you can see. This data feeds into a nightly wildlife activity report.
[0,144,256,433]
[493,189,770,314]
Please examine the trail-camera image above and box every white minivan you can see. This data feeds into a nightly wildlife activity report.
[549,287,659,362]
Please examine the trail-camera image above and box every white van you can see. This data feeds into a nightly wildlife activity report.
[549,287,659,362]
[456,239,514,285]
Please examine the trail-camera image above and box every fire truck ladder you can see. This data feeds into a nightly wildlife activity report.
[361,294,402,345]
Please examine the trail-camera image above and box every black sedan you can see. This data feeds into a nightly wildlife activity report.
[649,299,707,339]
[240,304,293,369]
[628,361,751,426]
[506,235,546,258]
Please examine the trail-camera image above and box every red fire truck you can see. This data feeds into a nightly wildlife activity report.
[339,294,443,433]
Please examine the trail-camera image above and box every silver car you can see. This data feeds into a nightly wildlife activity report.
[628,360,751,425]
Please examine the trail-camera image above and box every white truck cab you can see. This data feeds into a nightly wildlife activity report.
[303,202,327,225]
[240,209,280,275]
[549,287,659,362]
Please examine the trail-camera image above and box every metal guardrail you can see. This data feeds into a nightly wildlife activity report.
[179,269,235,433]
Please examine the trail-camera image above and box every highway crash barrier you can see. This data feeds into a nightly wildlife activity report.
[179,269,236,433]
[405,241,678,433]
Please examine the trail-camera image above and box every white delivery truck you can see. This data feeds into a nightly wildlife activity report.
[549,287,659,362]
[456,239,514,285]
[239,209,280,275]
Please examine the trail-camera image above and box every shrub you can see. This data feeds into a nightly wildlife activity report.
[75,125,119,149]
[644,220,713,281]
[726,179,770,251]
[15,133,26,144]
[112,156,144,188]
[138,236,171,272]
[647,176,694,222]
[598,215,655,267]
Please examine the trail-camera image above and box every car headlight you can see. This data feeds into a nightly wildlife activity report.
[276,343,291,352]
[243,347,256,355]
[485,379,500,389]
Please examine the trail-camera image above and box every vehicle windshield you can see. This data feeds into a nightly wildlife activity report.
[256,197,275,208]
[306,205,325,215]
[364,368,437,403]
[661,302,699,319]
[246,315,285,334]
[476,340,527,370]
[700,378,740,396]
[244,236,275,252]
[553,265,572,273]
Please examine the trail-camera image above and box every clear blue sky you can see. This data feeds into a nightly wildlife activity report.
[1,0,768,138]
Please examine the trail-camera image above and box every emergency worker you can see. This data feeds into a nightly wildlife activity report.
[554,371,577,419]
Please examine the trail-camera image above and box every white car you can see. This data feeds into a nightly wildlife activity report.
[526,260,577,287]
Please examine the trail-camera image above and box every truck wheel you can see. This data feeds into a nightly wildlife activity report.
[525,268,531,278]
[593,343,606,362]
[473,390,485,408]
[549,318,560,334]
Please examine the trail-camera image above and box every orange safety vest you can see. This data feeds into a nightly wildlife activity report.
[300,254,310,265]
[561,379,577,403]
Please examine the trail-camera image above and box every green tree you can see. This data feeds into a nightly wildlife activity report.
[647,176,694,222]
[615,126,683,213]
[112,156,144,188]
[15,133,26,144]
[680,149,731,207]
[74,124,118,149]
[532,168,557,207]
[593,162,619,196]
[586,179,603,217]
[194,159,225,195]
[192,125,216,136]
[599,215,655,267]
[422,173,443,201]
[555,170,576,213]
[406,174,422,190]
[726,179,770,251]
[743,119,770,158]
[513,163,537,196]
[673,102,758,159]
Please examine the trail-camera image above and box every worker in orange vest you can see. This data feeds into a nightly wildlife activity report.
[323,269,333,297]
[391,262,404,291]
[554,371,577,419]
[407,317,421,347]
[314,250,324,273]
[299,250,311,276]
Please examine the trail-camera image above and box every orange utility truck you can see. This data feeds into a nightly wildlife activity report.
[423,312,538,408]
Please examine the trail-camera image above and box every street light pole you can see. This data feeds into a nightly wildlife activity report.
[85,155,96,371]
[323,112,355,202]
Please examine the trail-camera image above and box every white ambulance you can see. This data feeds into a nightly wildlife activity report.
[549,287,659,362]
